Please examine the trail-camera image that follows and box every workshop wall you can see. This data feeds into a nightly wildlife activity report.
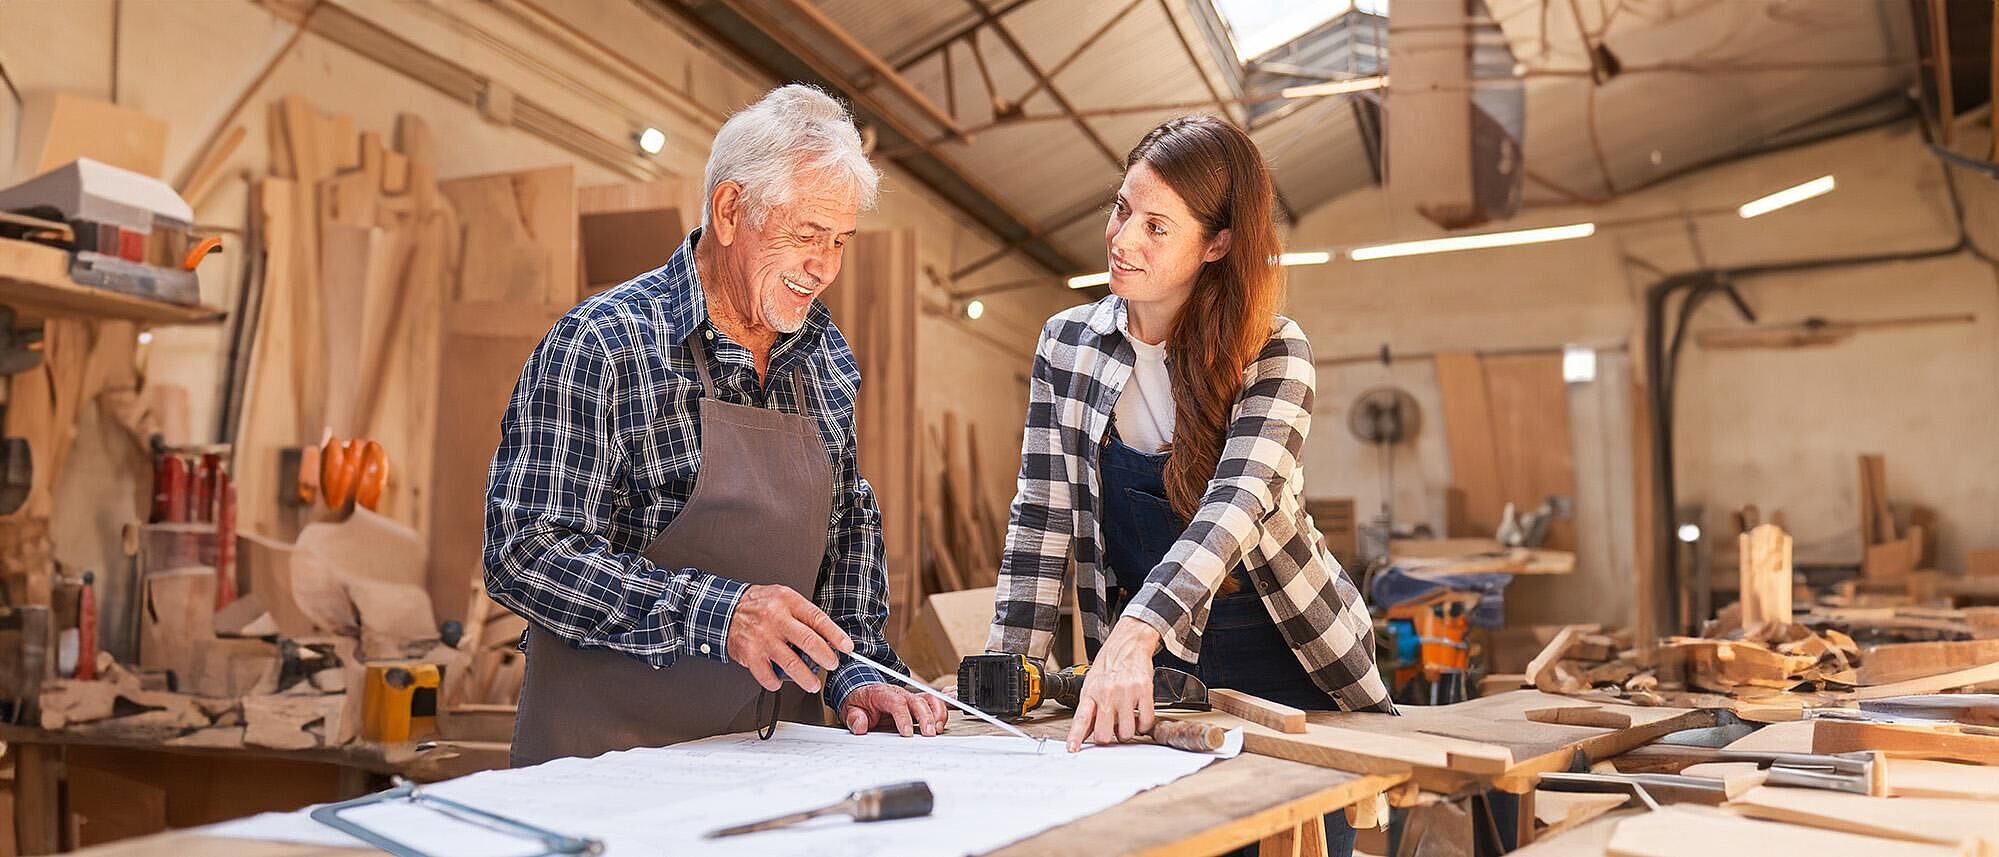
[0,0,1071,568]
[1284,120,1999,628]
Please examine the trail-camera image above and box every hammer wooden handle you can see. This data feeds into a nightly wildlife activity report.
[1148,720,1226,753]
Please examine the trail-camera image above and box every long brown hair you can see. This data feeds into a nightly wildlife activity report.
[1127,116,1281,594]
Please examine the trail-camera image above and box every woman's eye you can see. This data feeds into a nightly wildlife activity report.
[1148,222,1166,235]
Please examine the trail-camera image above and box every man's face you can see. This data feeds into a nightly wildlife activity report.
[722,180,861,334]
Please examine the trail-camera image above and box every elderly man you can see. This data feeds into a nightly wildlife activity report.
[485,84,945,766]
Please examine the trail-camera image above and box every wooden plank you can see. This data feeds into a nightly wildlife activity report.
[1737,524,1793,631]
[439,166,578,306]
[1863,529,1924,580]
[176,124,247,210]
[822,230,919,636]
[1534,791,1629,840]
[1813,719,1999,765]
[1481,353,1578,550]
[14,92,169,178]
[1859,454,1896,545]
[1728,786,1999,849]
[1847,659,1999,700]
[1884,758,1999,800]
[425,302,567,623]
[1433,352,1504,538]
[1525,706,1633,729]
[1608,805,1955,857]
[1210,688,1308,734]
[1968,549,1999,577]
[1861,640,1999,686]
[1169,710,1515,778]
[900,586,995,683]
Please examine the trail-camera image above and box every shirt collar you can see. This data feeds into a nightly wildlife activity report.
[1085,294,1124,337]
[662,226,831,364]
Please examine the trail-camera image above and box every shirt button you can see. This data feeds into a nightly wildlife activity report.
[704,329,714,341]
[700,643,712,655]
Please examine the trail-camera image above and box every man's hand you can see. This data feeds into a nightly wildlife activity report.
[725,584,853,694]
[1066,616,1163,752]
[841,683,948,737]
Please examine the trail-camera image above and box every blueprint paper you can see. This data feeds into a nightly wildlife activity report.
[208,723,1241,856]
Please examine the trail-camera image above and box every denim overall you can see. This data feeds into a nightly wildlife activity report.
[1100,429,1356,857]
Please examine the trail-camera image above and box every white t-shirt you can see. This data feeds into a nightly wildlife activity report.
[1114,317,1175,454]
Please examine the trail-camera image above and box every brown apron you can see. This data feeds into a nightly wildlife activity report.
[510,334,836,767]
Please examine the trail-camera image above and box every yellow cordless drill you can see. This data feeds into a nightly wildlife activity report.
[956,653,1210,721]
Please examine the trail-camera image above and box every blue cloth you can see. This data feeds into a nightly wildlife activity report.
[1368,566,1515,630]
[482,227,897,710]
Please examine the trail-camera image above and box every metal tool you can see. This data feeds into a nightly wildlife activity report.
[842,649,1047,751]
[704,780,934,838]
[956,653,1210,720]
[310,777,602,857]
[1536,771,1722,808]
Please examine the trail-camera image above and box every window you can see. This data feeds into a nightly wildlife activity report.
[1209,0,1387,62]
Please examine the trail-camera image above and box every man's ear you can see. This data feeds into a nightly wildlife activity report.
[710,181,743,246]
[1203,227,1233,264]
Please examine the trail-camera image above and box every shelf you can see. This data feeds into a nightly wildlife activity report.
[0,238,225,326]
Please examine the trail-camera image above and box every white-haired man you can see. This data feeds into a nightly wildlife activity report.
[486,84,945,765]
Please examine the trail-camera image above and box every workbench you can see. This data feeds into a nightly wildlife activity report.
[53,712,1408,857]
[43,691,1719,856]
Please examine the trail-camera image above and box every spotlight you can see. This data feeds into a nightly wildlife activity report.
[965,299,985,320]
[1676,523,1701,544]
[636,127,667,156]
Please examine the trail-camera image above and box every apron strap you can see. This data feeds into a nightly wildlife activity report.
[689,327,813,414]
[687,331,719,398]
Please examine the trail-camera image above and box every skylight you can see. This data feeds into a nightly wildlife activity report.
[1209,0,1387,62]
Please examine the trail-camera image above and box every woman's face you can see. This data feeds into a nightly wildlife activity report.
[1104,161,1229,306]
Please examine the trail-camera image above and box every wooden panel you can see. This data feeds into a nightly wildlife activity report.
[1608,806,1954,857]
[14,93,169,179]
[439,166,578,306]
[576,178,685,299]
[1481,353,1577,550]
[1861,639,1999,685]
[1304,498,1357,564]
[820,230,918,639]
[425,304,567,624]
[64,745,342,830]
[1728,785,1999,848]
[1737,524,1793,631]
[1434,352,1503,538]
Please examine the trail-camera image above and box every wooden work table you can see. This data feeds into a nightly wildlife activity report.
[56,712,1409,857]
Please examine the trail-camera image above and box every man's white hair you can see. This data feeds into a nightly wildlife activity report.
[702,84,880,229]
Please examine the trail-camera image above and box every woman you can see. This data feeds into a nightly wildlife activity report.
[985,115,1395,849]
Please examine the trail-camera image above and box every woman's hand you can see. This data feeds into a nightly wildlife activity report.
[1066,617,1164,752]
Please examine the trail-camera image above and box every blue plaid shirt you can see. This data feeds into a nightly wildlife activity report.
[483,227,898,710]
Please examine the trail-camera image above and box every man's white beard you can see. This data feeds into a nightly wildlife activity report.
[762,286,808,334]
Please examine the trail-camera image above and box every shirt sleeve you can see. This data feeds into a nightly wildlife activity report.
[813,358,903,710]
[483,315,745,667]
[1121,328,1315,661]
[986,320,1077,662]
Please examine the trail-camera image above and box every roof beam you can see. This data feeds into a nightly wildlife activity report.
[959,0,1125,168]
[682,0,1080,273]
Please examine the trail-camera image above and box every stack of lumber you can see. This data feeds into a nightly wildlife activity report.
[920,412,1004,596]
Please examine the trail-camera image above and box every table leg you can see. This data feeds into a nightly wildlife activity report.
[1515,787,1537,847]
[14,742,61,856]
[1258,814,1328,857]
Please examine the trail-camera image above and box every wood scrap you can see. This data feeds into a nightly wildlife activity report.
[1525,706,1633,729]
[139,569,218,684]
[1737,524,1793,631]
[1859,454,1895,547]
[345,578,440,659]
[13,92,169,178]
[1813,719,1999,765]
[1883,758,1999,800]
[1534,791,1629,840]
[243,693,346,750]
[1864,528,1925,581]
[1969,550,1999,578]
[1209,688,1307,734]
[1167,709,1514,779]
[900,586,996,683]
[213,592,278,637]
[1608,805,1955,857]
[1846,659,1999,700]
[1727,786,1999,850]
[1861,640,1999,687]
[187,638,281,697]
[1526,625,1588,693]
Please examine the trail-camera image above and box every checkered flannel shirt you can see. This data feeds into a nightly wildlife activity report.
[483,227,900,710]
[986,296,1396,713]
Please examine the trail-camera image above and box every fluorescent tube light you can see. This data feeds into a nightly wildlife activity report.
[1278,252,1333,266]
[1348,223,1597,261]
[1067,272,1111,289]
[1737,175,1834,219]
[1280,76,1389,99]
